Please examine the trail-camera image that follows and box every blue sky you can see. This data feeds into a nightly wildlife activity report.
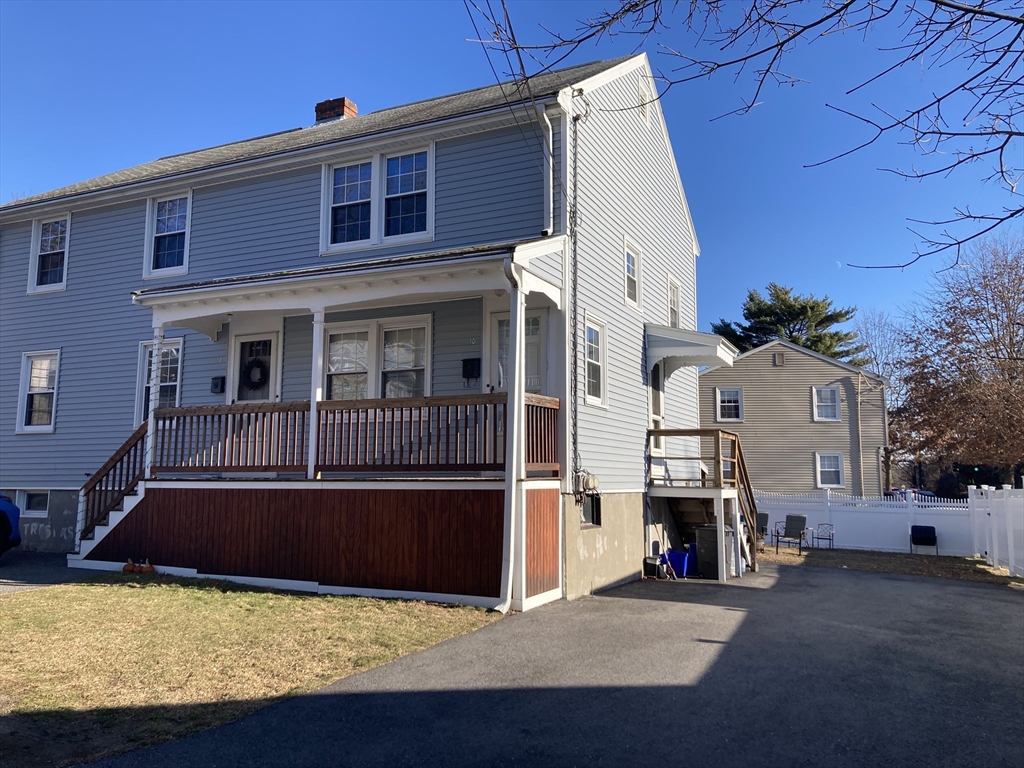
[0,0,1016,331]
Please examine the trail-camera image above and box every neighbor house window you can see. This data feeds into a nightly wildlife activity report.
[816,453,844,488]
[20,490,48,519]
[585,318,606,406]
[813,386,840,421]
[135,339,183,424]
[650,363,665,453]
[624,240,641,309]
[17,350,59,433]
[321,147,433,252]
[668,279,680,328]
[716,387,743,422]
[330,162,372,244]
[145,193,191,277]
[28,215,70,292]
[325,316,431,400]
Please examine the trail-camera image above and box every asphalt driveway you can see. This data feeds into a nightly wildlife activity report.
[80,564,1023,768]
[0,549,92,594]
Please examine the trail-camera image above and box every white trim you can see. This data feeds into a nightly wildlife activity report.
[815,452,845,488]
[145,479,505,491]
[319,156,376,253]
[27,213,70,294]
[715,386,743,423]
[16,349,61,434]
[584,315,607,408]
[622,236,642,311]
[813,385,841,422]
[143,190,192,279]
[649,362,665,457]
[228,328,282,404]
[134,337,184,425]
[516,586,563,612]
[667,277,680,328]
[520,478,562,489]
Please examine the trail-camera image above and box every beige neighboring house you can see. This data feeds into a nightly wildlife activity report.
[698,340,888,496]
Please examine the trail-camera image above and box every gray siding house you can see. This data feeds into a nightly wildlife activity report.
[698,340,888,496]
[0,55,740,607]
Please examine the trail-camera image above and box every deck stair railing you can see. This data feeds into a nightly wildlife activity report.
[647,428,759,571]
[78,421,149,541]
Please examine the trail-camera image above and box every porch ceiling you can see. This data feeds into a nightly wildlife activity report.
[645,325,738,378]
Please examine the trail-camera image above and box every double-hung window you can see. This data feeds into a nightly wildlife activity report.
[321,146,433,253]
[145,193,191,277]
[17,351,60,433]
[585,318,606,407]
[136,340,183,424]
[668,279,680,328]
[813,386,840,421]
[816,453,844,488]
[716,387,743,422]
[29,215,70,292]
[326,316,431,400]
[624,239,642,310]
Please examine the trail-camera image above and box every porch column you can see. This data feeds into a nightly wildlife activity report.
[144,325,164,479]
[503,281,527,607]
[730,497,742,578]
[308,309,325,480]
[715,494,728,582]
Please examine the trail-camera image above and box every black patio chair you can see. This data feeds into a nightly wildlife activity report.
[813,523,835,550]
[775,514,808,555]
[910,525,937,555]
[756,512,770,552]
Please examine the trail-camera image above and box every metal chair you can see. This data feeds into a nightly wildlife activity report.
[813,523,835,550]
[775,514,809,555]
[756,512,770,552]
[910,525,937,555]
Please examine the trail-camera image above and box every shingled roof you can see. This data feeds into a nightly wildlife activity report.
[4,57,632,211]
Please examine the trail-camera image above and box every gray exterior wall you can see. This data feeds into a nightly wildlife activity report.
[570,67,700,491]
[698,345,887,496]
[563,491,645,599]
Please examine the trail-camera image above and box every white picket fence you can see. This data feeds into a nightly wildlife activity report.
[754,486,1024,576]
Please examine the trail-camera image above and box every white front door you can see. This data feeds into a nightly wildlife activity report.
[490,310,547,394]
[233,332,279,403]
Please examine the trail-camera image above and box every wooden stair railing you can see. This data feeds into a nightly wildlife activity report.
[79,422,148,541]
[734,438,759,572]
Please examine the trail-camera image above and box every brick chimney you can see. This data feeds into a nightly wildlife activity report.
[315,97,358,123]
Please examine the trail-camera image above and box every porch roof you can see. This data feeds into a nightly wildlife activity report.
[645,325,738,378]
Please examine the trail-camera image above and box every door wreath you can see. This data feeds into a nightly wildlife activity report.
[241,358,270,390]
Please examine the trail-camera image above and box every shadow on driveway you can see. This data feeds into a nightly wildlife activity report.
[0,549,91,594]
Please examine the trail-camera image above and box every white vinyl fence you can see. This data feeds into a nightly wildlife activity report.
[754,487,1024,576]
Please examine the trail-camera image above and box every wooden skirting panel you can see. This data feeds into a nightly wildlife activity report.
[86,487,504,598]
[525,488,560,597]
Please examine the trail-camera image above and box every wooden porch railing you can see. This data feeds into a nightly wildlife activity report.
[79,422,148,540]
[153,401,310,473]
[524,393,560,475]
[648,428,758,571]
[316,393,508,473]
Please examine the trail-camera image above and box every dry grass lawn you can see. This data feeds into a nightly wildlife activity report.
[0,573,499,768]
[759,545,1024,588]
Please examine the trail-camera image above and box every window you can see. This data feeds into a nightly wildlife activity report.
[816,453,845,488]
[144,193,191,277]
[650,363,665,453]
[330,162,372,244]
[321,146,433,253]
[17,351,59,433]
[813,386,840,421]
[623,239,641,309]
[325,315,431,400]
[581,494,602,527]
[668,279,680,328]
[136,340,182,424]
[28,215,69,292]
[21,491,48,519]
[716,387,743,422]
[585,318,606,406]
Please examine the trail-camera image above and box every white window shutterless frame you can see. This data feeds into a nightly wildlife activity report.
[490,311,547,394]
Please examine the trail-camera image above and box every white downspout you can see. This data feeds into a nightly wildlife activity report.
[143,324,164,479]
[536,106,554,236]
[308,309,325,480]
[496,257,525,614]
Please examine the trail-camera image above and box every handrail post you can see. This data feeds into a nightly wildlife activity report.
[308,309,325,479]
[144,325,163,479]
[714,431,723,488]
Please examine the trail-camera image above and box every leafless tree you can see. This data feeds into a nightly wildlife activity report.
[470,0,1023,266]
[896,233,1024,484]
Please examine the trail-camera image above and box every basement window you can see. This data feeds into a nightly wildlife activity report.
[581,494,602,527]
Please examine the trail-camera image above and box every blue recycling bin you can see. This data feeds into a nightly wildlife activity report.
[666,547,697,578]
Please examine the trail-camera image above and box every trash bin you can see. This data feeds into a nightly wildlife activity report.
[696,524,734,579]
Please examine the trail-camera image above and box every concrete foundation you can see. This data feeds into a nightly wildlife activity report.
[563,492,644,599]
[0,489,78,553]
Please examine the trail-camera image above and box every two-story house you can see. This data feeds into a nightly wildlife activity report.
[1,54,748,609]
[699,340,888,497]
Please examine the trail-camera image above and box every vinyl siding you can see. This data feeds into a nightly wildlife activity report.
[698,346,887,495]
[528,248,563,289]
[571,68,699,489]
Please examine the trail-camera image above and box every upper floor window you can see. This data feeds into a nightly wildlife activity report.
[585,318,606,407]
[321,146,433,254]
[624,239,641,310]
[813,386,840,421]
[145,193,191,277]
[816,452,845,488]
[17,350,60,434]
[716,387,743,422]
[28,216,70,293]
[668,279,680,328]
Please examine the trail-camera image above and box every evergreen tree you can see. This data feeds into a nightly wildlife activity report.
[711,283,869,365]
